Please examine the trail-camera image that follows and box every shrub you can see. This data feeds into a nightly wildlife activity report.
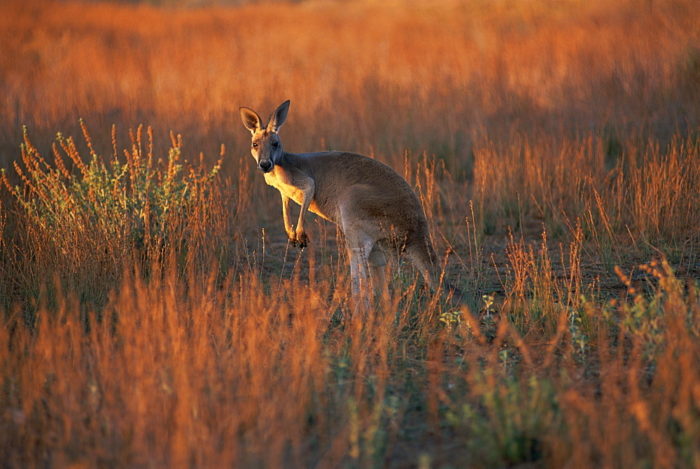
[1,122,222,309]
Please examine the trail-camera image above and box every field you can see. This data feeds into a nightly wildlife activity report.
[1,0,699,467]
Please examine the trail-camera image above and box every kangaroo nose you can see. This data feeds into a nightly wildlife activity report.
[259,161,272,172]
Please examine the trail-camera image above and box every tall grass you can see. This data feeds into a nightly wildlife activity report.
[1,0,699,467]
[2,235,698,467]
[473,135,700,246]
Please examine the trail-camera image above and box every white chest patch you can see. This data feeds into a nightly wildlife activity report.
[264,171,305,205]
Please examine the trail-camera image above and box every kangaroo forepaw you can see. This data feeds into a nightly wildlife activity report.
[296,231,309,248]
[289,231,308,248]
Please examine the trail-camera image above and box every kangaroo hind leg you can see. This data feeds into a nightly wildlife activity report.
[340,195,387,309]
[345,231,373,308]
[368,244,388,300]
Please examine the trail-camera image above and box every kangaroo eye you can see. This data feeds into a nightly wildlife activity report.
[252,142,258,149]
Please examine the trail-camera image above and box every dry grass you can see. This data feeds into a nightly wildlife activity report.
[1,0,699,467]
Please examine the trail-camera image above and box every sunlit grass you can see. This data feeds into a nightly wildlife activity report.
[0,0,699,466]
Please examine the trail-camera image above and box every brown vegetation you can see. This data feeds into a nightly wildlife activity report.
[1,0,699,467]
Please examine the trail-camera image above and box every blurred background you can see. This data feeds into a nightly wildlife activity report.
[2,1,700,467]
[2,0,697,159]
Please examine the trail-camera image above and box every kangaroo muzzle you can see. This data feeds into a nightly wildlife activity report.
[258,160,273,173]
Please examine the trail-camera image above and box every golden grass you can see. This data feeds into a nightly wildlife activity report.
[1,0,699,466]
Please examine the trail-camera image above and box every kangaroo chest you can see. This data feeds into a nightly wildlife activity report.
[264,169,332,221]
[264,171,305,204]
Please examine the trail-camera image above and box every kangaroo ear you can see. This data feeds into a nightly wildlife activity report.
[240,107,263,134]
[267,100,290,132]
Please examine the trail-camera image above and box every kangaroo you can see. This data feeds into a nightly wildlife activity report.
[239,100,456,304]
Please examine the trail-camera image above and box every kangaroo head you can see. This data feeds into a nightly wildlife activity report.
[239,100,290,173]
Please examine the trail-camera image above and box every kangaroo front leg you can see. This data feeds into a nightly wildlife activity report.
[281,195,295,242]
[293,179,315,248]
